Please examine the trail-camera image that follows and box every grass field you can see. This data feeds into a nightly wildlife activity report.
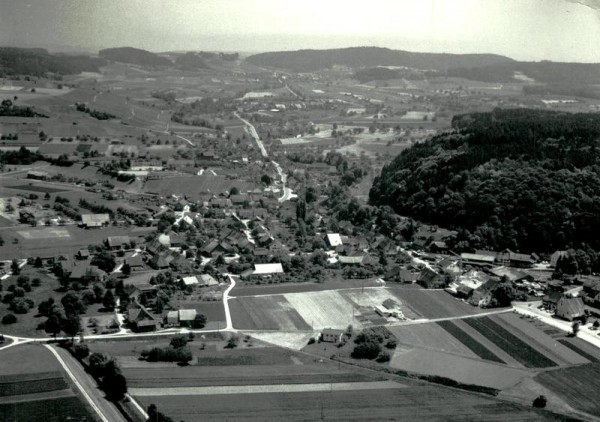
[536,363,600,416]
[145,175,256,199]
[5,184,69,193]
[0,396,95,422]
[464,317,557,368]
[135,384,560,421]
[387,323,479,358]
[389,347,530,390]
[437,320,505,363]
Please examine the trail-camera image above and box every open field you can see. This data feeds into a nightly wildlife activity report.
[464,317,557,368]
[231,279,382,296]
[437,320,505,363]
[230,295,312,331]
[0,376,67,397]
[390,288,492,319]
[390,347,531,390]
[243,331,314,350]
[536,363,600,416]
[145,175,256,199]
[169,299,226,329]
[135,384,561,422]
[5,184,69,193]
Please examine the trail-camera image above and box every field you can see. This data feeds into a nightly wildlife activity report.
[5,184,69,193]
[464,317,557,368]
[536,363,600,416]
[135,384,561,422]
[230,295,312,331]
[169,299,226,330]
[145,175,256,199]
[437,320,505,363]
[0,344,96,421]
[389,288,492,319]
[387,322,479,358]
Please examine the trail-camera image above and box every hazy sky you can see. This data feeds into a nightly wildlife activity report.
[1,0,599,62]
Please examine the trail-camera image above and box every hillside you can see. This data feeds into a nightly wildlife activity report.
[0,47,105,76]
[99,47,172,66]
[369,108,600,252]
[246,47,514,73]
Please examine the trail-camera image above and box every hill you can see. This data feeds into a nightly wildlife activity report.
[99,47,171,66]
[0,47,105,76]
[246,47,514,73]
[369,108,600,252]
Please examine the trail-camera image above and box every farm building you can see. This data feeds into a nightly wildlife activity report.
[128,306,159,332]
[105,236,131,250]
[321,328,345,343]
[76,249,90,260]
[241,263,284,277]
[556,296,586,321]
[26,170,49,180]
[165,309,201,328]
[460,252,496,267]
[124,255,144,271]
[488,266,533,283]
[81,213,110,228]
[180,274,218,288]
[69,264,107,283]
[543,291,563,311]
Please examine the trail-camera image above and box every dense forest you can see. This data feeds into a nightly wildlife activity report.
[369,108,600,252]
[99,47,171,66]
[0,48,104,76]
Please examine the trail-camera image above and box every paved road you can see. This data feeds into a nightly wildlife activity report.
[45,345,125,422]
[223,274,237,329]
[234,112,267,157]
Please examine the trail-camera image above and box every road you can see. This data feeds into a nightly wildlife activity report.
[386,307,513,327]
[44,344,125,422]
[234,112,267,158]
[223,274,236,329]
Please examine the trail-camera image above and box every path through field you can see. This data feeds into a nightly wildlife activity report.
[130,380,404,396]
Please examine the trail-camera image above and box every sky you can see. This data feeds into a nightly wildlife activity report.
[0,0,599,62]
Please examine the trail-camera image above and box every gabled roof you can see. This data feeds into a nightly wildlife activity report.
[326,233,343,247]
[106,236,130,247]
[253,263,284,275]
[81,214,110,226]
[179,309,197,321]
[557,296,585,316]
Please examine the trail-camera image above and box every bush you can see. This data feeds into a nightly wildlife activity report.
[170,335,188,349]
[73,344,90,359]
[307,337,316,345]
[532,395,547,408]
[225,335,239,349]
[2,314,17,324]
[376,351,391,362]
[351,341,382,359]
[385,339,397,349]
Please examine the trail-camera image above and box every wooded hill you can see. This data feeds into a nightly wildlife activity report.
[99,47,172,66]
[246,47,514,73]
[0,47,105,76]
[369,109,600,252]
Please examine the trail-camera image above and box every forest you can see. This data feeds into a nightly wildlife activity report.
[369,108,600,252]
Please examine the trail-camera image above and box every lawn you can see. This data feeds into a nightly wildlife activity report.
[536,363,600,416]
[437,321,505,363]
[464,317,557,368]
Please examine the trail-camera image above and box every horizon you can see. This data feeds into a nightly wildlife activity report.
[1,0,599,63]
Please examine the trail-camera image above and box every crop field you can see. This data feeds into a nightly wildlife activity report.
[5,184,69,193]
[17,227,71,239]
[437,321,505,363]
[229,295,311,331]
[536,363,600,416]
[389,288,491,319]
[243,331,314,350]
[464,317,557,368]
[0,375,67,397]
[0,345,61,376]
[135,383,559,422]
[387,322,479,358]
[231,279,382,297]
[390,347,530,390]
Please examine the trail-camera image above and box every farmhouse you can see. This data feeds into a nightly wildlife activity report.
[326,233,343,248]
[81,213,110,228]
[556,296,586,321]
[69,264,107,283]
[124,255,144,271]
[460,252,495,267]
[241,263,284,278]
[128,305,159,332]
[165,309,201,327]
[543,291,563,311]
[321,328,345,343]
[26,170,49,180]
[76,249,90,260]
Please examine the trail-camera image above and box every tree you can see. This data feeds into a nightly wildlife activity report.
[572,321,580,336]
[261,174,272,186]
[73,344,90,359]
[2,314,17,324]
[226,334,239,349]
[62,291,87,315]
[45,314,61,337]
[11,259,20,275]
[122,263,131,276]
[103,373,127,401]
[229,186,240,195]
[102,290,116,310]
[594,320,600,329]
[296,199,306,221]
[34,257,43,268]
[532,395,547,408]
[351,341,381,359]
[169,335,188,349]
[147,404,175,422]
[44,192,50,200]
[62,315,81,339]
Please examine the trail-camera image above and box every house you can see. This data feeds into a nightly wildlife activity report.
[460,252,495,268]
[128,284,157,302]
[81,213,110,228]
[556,296,586,321]
[326,233,343,248]
[27,170,49,180]
[550,250,569,268]
[496,249,534,268]
[321,328,345,343]
[128,305,159,332]
[76,249,90,260]
[125,255,144,271]
[181,275,200,288]
[106,236,131,250]
[417,267,446,289]
[69,264,107,283]
[488,266,534,283]
[199,274,218,286]
[542,291,563,311]
[253,263,284,275]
